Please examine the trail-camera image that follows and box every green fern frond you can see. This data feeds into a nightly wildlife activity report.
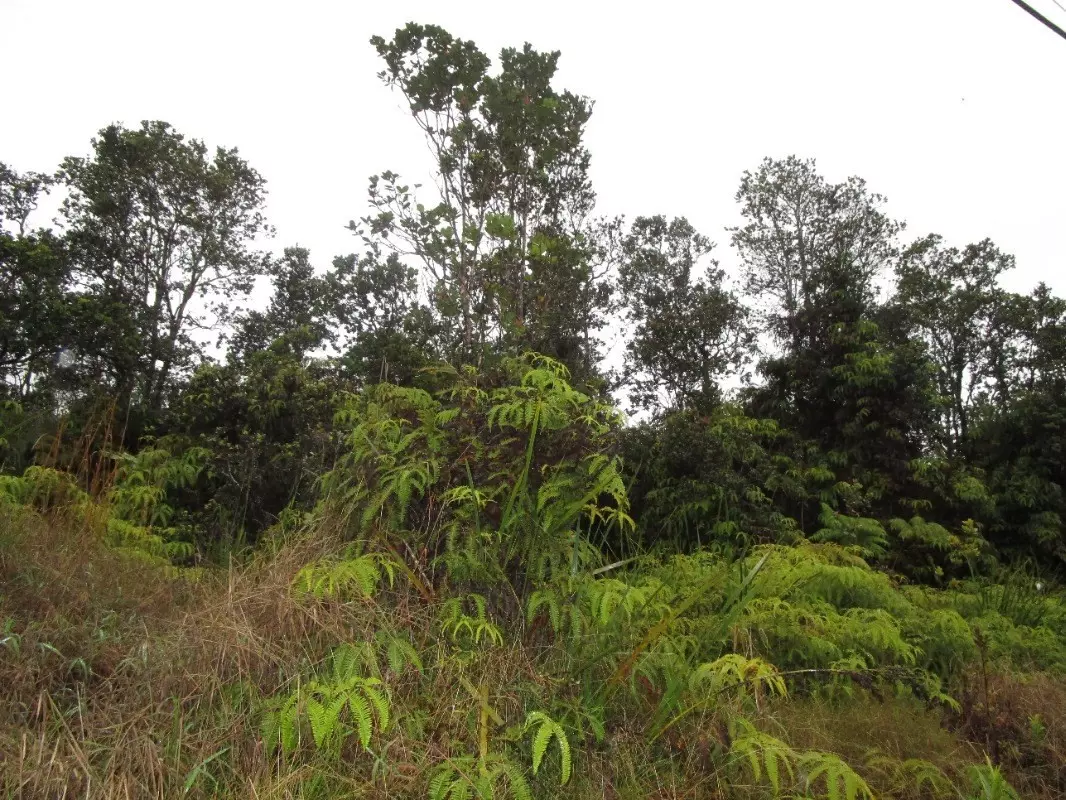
[525,710,572,785]
[378,631,424,676]
[349,691,373,750]
[293,551,397,601]
[499,759,534,800]
[730,723,796,794]
[799,749,874,800]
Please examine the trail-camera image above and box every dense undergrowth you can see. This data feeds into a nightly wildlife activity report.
[2,356,1065,799]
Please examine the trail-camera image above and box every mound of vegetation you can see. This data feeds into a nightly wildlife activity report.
[2,20,1066,800]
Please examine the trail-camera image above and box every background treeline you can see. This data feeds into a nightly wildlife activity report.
[2,21,1066,800]
[3,35,1063,576]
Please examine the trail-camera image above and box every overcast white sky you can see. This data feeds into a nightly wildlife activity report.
[3,0,1064,310]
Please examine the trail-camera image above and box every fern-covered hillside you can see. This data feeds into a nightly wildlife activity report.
[3,19,1066,800]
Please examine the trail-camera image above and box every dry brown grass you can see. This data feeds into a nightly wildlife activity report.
[952,669,1066,797]
[774,694,977,767]
[0,507,373,798]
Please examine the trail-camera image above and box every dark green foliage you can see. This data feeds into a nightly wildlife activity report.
[621,405,804,553]
[58,121,272,417]
[0,228,71,402]
[327,247,436,387]
[228,246,333,363]
[171,350,341,547]
[617,216,751,413]
[894,234,1016,450]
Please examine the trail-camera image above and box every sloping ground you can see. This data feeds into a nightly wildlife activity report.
[2,507,1064,799]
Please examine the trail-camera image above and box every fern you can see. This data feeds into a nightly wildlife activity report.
[260,689,301,758]
[260,645,391,759]
[812,504,889,560]
[689,654,788,702]
[108,446,208,527]
[428,754,532,800]
[439,594,504,649]
[729,720,797,795]
[865,751,953,797]
[322,353,633,595]
[376,630,424,676]
[799,748,875,800]
[293,550,398,601]
[524,711,572,785]
[526,586,564,635]
[966,756,1020,800]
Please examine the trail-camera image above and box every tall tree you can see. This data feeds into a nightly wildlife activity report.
[731,158,939,517]
[58,121,272,414]
[229,247,332,363]
[618,215,751,412]
[730,155,900,355]
[362,24,611,378]
[327,247,436,386]
[732,157,903,435]
[0,161,52,236]
[0,164,70,400]
[894,234,1015,451]
[1006,283,1066,395]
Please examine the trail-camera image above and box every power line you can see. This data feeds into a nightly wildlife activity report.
[1008,0,1066,41]
[1053,0,1066,15]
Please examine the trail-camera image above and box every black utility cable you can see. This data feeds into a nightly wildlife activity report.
[1008,0,1066,42]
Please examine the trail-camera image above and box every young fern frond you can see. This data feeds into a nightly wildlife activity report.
[439,594,504,649]
[729,721,796,795]
[376,630,424,676]
[495,758,534,800]
[689,654,788,703]
[348,691,374,750]
[428,765,472,800]
[799,749,875,800]
[966,756,1020,800]
[526,586,564,634]
[428,754,532,800]
[260,645,391,760]
[524,710,572,785]
[305,695,346,751]
[293,551,398,601]
[865,751,953,797]
[260,690,302,758]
